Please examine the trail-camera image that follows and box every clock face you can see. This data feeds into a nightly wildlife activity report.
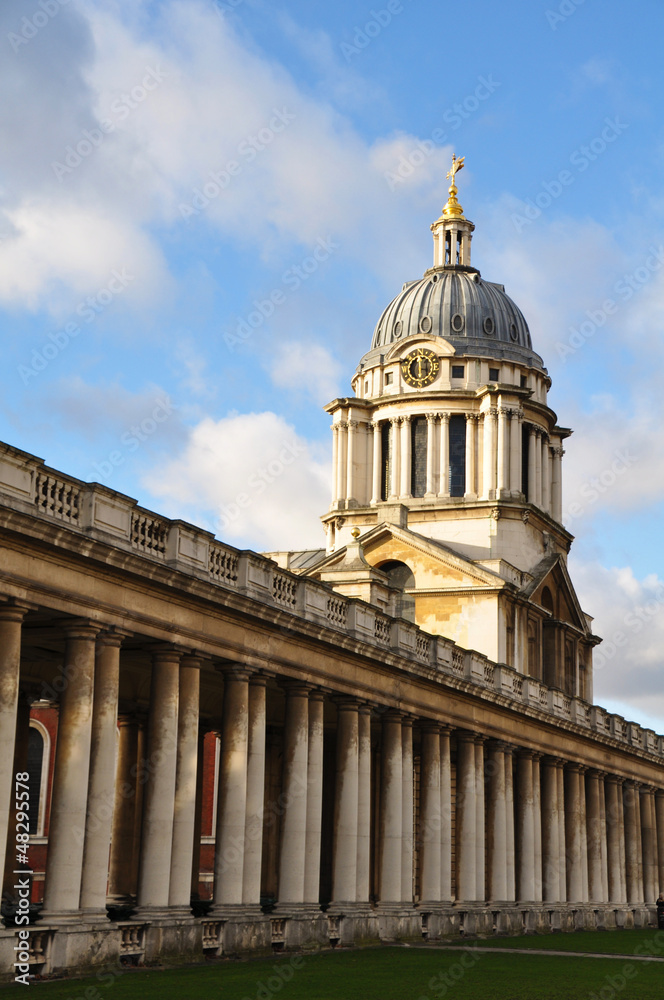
[401,348,440,388]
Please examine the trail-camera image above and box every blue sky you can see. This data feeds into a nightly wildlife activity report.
[3,0,664,727]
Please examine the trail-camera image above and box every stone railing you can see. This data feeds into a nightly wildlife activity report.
[0,442,662,760]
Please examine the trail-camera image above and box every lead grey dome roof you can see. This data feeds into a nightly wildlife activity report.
[361,266,545,370]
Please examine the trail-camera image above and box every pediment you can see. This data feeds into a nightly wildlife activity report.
[523,554,590,633]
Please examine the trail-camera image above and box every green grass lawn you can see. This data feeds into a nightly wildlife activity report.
[3,936,664,1000]
[454,927,664,955]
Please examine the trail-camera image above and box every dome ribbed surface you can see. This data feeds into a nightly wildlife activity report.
[369,267,538,364]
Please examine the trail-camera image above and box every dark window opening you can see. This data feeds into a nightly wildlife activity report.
[520,374,528,388]
[27,727,44,835]
[451,365,465,379]
[449,414,466,497]
[384,372,393,385]
[410,417,427,498]
[380,422,391,501]
[489,367,500,381]
[380,560,416,623]
[521,424,530,499]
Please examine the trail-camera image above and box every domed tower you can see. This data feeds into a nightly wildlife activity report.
[310,158,598,695]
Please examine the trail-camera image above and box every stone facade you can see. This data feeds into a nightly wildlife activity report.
[1,180,663,979]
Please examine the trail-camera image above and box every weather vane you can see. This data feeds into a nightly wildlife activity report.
[442,154,466,218]
[446,154,465,186]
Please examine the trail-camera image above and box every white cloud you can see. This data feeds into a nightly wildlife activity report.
[269,341,343,405]
[571,558,664,730]
[143,411,331,550]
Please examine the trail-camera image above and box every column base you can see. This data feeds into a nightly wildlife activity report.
[271,903,329,950]
[375,903,421,942]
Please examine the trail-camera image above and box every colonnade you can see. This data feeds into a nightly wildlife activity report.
[2,612,662,944]
[332,411,563,520]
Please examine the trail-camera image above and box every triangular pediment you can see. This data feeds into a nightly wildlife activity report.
[523,554,592,634]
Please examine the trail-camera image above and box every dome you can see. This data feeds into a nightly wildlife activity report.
[365,266,544,370]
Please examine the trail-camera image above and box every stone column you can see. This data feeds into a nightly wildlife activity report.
[556,761,567,901]
[656,791,664,897]
[551,447,563,522]
[425,414,436,497]
[80,630,125,916]
[541,439,551,513]
[496,407,509,498]
[168,655,203,910]
[331,423,340,503]
[624,781,643,904]
[599,774,609,902]
[332,700,359,904]
[586,770,604,903]
[465,414,477,499]
[371,422,382,505]
[440,727,452,902]
[474,737,485,900]
[346,420,357,504]
[486,741,507,901]
[379,712,402,904]
[0,603,30,885]
[419,724,442,904]
[641,787,657,904]
[516,751,536,901]
[509,410,522,496]
[304,690,324,906]
[338,422,348,501]
[527,427,537,505]
[400,416,412,499]
[402,718,414,904]
[190,729,206,900]
[618,778,627,903]
[43,620,101,917]
[278,684,310,906]
[455,732,477,902]
[390,419,400,499]
[438,413,450,498]
[356,705,372,905]
[605,776,624,903]
[482,408,497,499]
[541,758,562,902]
[534,428,542,507]
[504,745,516,901]
[564,764,583,903]
[108,716,141,899]
[212,667,250,909]
[136,647,181,912]
[242,676,267,907]
[533,755,542,901]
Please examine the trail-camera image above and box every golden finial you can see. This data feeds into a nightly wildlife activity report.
[351,528,361,539]
[443,154,465,219]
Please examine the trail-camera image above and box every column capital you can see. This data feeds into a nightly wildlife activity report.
[485,738,511,753]
[467,411,480,422]
[541,755,565,767]
[61,618,103,640]
[148,643,184,665]
[440,411,450,423]
[0,598,37,621]
[565,762,587,774]
[455,729,479,744]
[97,626,133,649]
[280,679,314,697]
[381,709,404,723]
[217,662,254,681]
[420,720,443,735]
[333,695,361,711]
[425,412,437,422]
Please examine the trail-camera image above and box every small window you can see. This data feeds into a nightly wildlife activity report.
[520,375,528,388]
[451,365,464,379]
[384,372,393,385]
[364,381,369,394]
[489,367,499,381]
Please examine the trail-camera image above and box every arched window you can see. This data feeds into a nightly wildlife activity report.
[380,560,416,623]
[27,724,46,836]
[541,587,554,614]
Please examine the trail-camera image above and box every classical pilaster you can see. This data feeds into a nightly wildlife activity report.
[242,674,267,907]
[332,700,360,904]
[379,712,402,904]
[504,745,516,901]
[486,741,507,901]
[331,423,340,503]
[541,438,551,513]
[136,646,181,912]
[541,758,562,902]
[533,754,542,901]
[516,751,536,901]
[438,413,450,498]
[303,690,324,905]
[356,705,372,904]
[496,407,509,499]
[551,446,563,522]
[624,781,644,904]
[465,414,478,499]
[43,620,101,917]
[440,727,452,902]
[509,409,523,496]
[278,684,310,906]
[338,422,349,502]
[605,776,624,903]
[556,759,567,901]
[455,731,477,902]
[419,724,442,904]
[0,602,30,886]
[401,718,414,905]
[527,426,537,506]
[390,418,400,500]
[474,737,485,900]
[346,420,357,504]
[640,786,657,904]
[80,630,126,916]
[564,764,584,903]
[585,770,605,903]
[482,408,497,499]
[371,422,382,505]
[212,667,250,910]
[425,414,436,497]
[400,416,412,499]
